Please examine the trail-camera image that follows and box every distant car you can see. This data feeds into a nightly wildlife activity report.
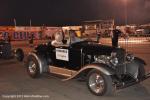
[26,30,150,96]
[0,39,24,61]
[0,40,12,59]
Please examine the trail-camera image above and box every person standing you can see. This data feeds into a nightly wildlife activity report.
[96,31,101,43]
[69,30,82,44]
[29,33,34,47]
[111,26,122,48]
[51,32,63,47]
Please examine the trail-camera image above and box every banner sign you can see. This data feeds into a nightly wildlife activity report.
[56,48,69,61]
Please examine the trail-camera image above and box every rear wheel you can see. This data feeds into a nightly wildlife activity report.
[87,69,113,96]
[26,55,40,78]
[15,48,24,62]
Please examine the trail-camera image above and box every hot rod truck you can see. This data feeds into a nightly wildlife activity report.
[26,30,150,96]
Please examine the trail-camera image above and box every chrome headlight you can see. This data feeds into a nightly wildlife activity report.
[110,52,118,66]
[110,57,118,66]
[126,54,134,61]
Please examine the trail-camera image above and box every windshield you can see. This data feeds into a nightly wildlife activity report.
[62,29,97,45]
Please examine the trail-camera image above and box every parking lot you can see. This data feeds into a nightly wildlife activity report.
[0,39,150,100]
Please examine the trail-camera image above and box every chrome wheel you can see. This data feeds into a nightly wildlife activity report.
[87,69,113,96]
[27,54,41,78]
[88,73,105,94]
[28,61,37,74]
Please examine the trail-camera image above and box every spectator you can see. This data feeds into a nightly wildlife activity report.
[96,31,101,43]
[69,30,82,44]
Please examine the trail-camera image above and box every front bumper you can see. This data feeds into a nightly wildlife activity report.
[117,72,150,89]
[141,72,150,81]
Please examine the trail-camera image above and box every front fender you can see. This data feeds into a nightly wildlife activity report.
[63,63,115,81]
[126,57,146,79]
[134,57,146,65]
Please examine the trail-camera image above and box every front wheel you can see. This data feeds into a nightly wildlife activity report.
[87,69,113,96]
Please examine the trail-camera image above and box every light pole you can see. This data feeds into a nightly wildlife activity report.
[123,0,128,26]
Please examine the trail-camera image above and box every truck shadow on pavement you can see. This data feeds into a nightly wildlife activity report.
[43,73,150,98]
[115,83,150,97]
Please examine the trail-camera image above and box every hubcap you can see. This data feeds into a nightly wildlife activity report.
[28,61,36,74]
[89,73,105,94]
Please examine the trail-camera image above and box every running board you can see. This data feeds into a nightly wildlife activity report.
[49,66,77,77]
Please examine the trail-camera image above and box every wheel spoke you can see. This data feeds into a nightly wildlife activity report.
[31,63,36,68]
[89,83,96,87]
[28,61,36,74]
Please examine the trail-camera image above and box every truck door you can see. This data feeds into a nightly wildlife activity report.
[68,47,82,70]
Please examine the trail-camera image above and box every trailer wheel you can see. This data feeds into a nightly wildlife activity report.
[87,69,113,96]
[26,55,40,78]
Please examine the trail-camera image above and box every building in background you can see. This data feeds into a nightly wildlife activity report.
[0,26,14,40]
[116,23,150,35]
[83,19,114,37]
[0,26,61,40]
[116,25,137,34]
[139,23,150,34]
[62,26,82,37]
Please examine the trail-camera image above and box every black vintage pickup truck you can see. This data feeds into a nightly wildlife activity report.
[26,30,150,96]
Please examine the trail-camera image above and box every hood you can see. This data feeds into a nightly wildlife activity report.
[83,44,114,55]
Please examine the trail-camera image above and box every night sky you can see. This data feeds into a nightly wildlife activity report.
[0,0,150,26]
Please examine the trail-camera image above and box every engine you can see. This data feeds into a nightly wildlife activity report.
[93,48,132,70]
[94,53,118,69]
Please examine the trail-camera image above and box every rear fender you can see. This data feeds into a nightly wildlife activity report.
[134,57,146,65]
[63,63,115,81]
